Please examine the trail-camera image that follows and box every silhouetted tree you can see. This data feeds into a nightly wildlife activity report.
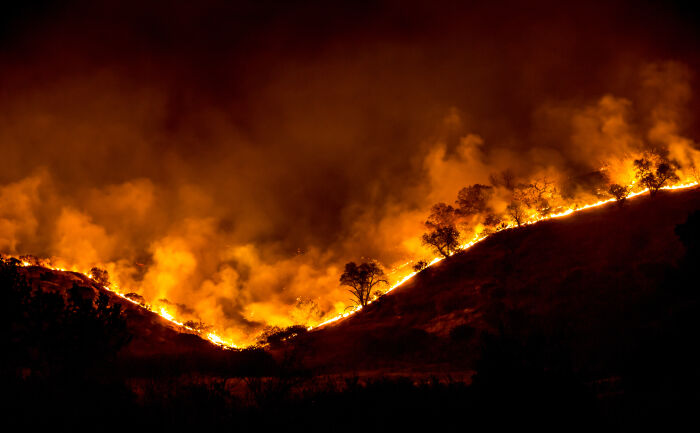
[5,257,21,267]
[124,292,146,305]
[608,184,629,206]
[1,257,32,375]
[425,202,457,229]
[422,226,461,258]
[633,157,680,196]
[64,285,131,370]
[257,325,308,348]
[373,287,387,298]
[423,203,461,258]
[184,319,211,332]
[90,266,110,287]
[340,261,388,307]
[456,184,493,216]
[1,259,130,381]
[514,177,557,217]
[412,260,429,272]
[506,200,526,226]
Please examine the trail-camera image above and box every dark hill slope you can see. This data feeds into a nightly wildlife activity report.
[12,265,277,379]
[305,186,700,377]
[16,265,218,357]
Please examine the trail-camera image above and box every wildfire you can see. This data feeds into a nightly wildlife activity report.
[310,179,700,330]
[159,307,175,322]
[7,178,699,347]
[12,259,239,348]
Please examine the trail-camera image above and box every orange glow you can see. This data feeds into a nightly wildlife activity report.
[310,179,699,331]
[7,178,700,348]
[12,259,238,348]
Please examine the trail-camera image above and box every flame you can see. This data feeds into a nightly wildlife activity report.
[310,179,700,330]
[206,333,226,346]
[7,178,699,347]
[159,307,175,322]
[11,258,238,348]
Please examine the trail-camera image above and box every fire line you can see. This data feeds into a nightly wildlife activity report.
[309,180,700,330]
[8,179,699,348]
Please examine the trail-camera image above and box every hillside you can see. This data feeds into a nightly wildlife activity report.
[15,265,223,358]
[12,185,700,377]
[4,185,700,431]
[303,186,700,379]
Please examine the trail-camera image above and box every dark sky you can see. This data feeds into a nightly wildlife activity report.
[1,0,699,342]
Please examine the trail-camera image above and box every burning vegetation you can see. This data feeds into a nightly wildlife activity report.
[2,7,700,428]
[2,127,700,345]
[0,0,698,346]
[4,182,700,431]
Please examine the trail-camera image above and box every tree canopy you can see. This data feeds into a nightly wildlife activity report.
[634,156,680,196]
[425,202,457,229]
[456,184,493,216]
[608,184,629,205]
[340,261,388,307]
[422,225,461,258]
[422,203,461,258]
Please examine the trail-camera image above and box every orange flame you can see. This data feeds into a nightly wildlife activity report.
[310,179,700,330]
[9,178,699,347]
[12,259,239,348]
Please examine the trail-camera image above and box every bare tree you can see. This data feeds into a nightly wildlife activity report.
[340,261,388,307]
[514,177,557,217]
[529,177,555,198]
[634,157,680,196]
[506,200,526,226]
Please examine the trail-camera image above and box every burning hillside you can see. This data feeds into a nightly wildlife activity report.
[4,1,700,430]
[303,184,700,376]
[4,179,699,431]
[2,1,700,346]
[8,261,234,354]
[4,174,699,348]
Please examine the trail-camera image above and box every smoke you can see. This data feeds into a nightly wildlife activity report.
[1,1,699,344]
[641,62,700,173]
[0,174,44,253]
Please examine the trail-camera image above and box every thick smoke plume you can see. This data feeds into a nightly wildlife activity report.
[1,1,699,344]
